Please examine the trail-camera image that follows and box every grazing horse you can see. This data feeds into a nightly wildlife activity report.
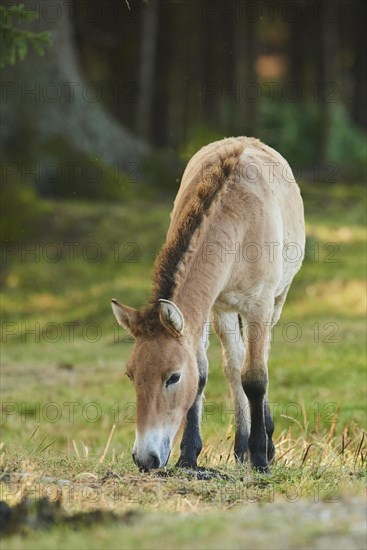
[112,137,305,472]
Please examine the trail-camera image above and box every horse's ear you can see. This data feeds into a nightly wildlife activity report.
[159,299,184,336]
[111,299,139,332]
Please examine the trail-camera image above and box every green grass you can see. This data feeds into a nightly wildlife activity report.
[1,182,366,548]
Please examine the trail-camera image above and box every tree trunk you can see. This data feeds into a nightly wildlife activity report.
[314,4,335,165]
[1,0,149,181]
[136,0,159,140]
[235,2,258,137]
[351,1,367,129]
[151,2,171,147]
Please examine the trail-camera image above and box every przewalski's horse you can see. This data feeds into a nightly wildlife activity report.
[112,137,305,473]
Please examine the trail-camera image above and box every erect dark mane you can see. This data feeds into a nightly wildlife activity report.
[132,145,243,337]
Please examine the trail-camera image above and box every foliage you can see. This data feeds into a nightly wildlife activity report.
[327,107,367,181]
[258,100,365,180]
[0,3,51,68]
[71,0,365,177]
[259,100,320,166]
[143,148,185,193]
[178,103,366,183]
[179,126,224,162]
[0,171,50,244]
[37,137,140,201]
[0,140,142,245]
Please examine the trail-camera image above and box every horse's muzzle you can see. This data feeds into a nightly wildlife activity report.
[132,451,160,471]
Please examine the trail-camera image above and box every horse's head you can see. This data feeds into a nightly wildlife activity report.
[111,299,198,470]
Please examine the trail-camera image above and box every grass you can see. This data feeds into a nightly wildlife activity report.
[0,182,366,548]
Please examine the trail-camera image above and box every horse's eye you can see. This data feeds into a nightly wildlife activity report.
[166,373,181,387]
[125,371,133,381]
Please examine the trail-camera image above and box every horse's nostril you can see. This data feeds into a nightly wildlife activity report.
[149,453,160,469]
[132,452,160,470]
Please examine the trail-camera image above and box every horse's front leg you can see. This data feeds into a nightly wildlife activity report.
[176,348,208,469]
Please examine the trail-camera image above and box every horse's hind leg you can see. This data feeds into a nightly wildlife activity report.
[264,398,275,464]
[264,285,291,464]
[241,307,273,473]
[212,310,250,462]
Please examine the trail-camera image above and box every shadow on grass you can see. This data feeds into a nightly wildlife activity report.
[0,496,139,537]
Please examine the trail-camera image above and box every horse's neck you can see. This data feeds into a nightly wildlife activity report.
[171,220,231,342]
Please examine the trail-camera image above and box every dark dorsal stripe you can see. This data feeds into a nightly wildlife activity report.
[133,146,243,337]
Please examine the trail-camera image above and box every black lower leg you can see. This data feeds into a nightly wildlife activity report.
[234,414,249,462]
[234,315,249,462]
[234,432,249,463]
[176,366,207,469]
[242,378,269,472]
[264,402,275,463]
[176,399,203,468]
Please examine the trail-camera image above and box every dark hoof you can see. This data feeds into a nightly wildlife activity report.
[175,458,198,469]
[252,464,271,474]
[251,454,270,474]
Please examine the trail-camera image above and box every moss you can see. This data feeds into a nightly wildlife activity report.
[37,136,138,201]
[0,174,50,242]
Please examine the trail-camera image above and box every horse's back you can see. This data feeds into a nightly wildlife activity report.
[169,136,250,229]
[239,139,305,265]
[170,136,304,248]
[169,137,305,301]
